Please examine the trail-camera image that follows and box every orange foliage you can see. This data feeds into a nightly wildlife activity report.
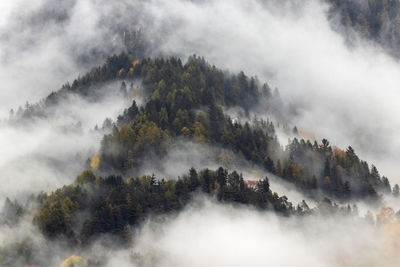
[214,181,221,190]
[181,126,191,136]
[333,147,345,158]
[377,207,395,224]
[118,68,125,77]
[132,60,140,67]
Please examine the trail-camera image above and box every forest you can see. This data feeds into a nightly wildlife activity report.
[2,0,400,266]
[37,54,396,202]
[9,53,396,249]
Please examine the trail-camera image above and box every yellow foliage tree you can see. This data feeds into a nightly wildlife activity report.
[117,68,125,77]
[181,126,191,137]
[128,60,140,77]
[214,181,221,191]
[90,154,100,172]
[60,255,85,267]
[193,122,207,143]
[132,60,140,68]
[377,207,395,225]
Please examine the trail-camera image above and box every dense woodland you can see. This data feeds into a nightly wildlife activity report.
[34,168,294,243]
[13,53,395,201]
[10,53,396,202]
[8,54,389,246]
[3,1,400,265]
[2,165,362,265]
[4,0,400,261]
[44,54,392,201]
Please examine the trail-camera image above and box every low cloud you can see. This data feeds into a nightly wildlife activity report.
[1,0,400,266]
[133,0,400,184]
[106,197,396,267]
[0,82,133,202]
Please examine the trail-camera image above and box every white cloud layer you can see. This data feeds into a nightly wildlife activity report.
[133,0,400,184]
[1,0,400,265]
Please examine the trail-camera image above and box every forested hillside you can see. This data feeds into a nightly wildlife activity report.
[35,167,294,243]
[68,55,396,199]
[4,53,389,257]
[3,1,400,266]
[13,54,395,203]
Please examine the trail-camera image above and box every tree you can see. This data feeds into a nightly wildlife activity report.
[357,13,371,38]
[323,158,331,178]
[202,169,211,193]
[370,165,381,185]
[120,81,127,96]
[276,160,283,176]
[90,154,100,172]
[257,177,270,194]
[393,184,400,197]
[217,167,227,187]
[343,181,351,199]
[75,170,96,185]
[321,138,331,153]
[292,126,299,135]
[263,156,275,173]
[159,107,169,128]
[189,167,199,191]
[323,176,332,192]
[297,200,310,214]
[382,176,391,193]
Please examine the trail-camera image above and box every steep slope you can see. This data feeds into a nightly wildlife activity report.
[15,54,393,203]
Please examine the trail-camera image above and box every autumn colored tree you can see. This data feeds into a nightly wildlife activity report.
[90,154,100,172]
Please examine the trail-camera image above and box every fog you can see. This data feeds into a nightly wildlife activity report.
[129,0,400,184]
[134,138,316,207]
[0,82,133,202]
[2,0,400,266]
[3,196,398,267]
[0,0,129,118]
[3,0,400,180]
[75,197,398,267]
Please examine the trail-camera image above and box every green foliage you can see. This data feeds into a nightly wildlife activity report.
[18,53,389,243]
[35,168,293,243]
[100,121,170,171]
[89,55,386,201]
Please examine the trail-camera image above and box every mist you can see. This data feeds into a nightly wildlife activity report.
[2,0,400,266]
[3,0,399,179]
[0,0,131,118]
[0,82,134,202]
[123,0,400,184]
[81,197,398,267]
